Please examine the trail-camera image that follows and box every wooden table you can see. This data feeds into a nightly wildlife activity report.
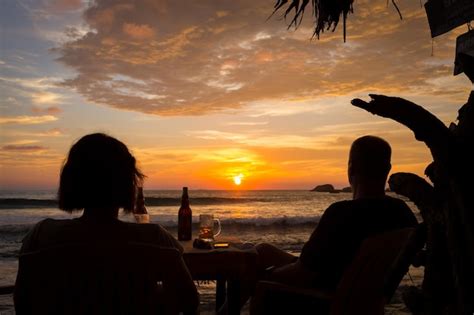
[181,240,257,315]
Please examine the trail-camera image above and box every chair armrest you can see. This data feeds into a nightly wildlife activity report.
[0,285,14,295]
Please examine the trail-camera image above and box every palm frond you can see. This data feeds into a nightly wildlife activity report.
[272,0,354,42]
[271,0,404,42]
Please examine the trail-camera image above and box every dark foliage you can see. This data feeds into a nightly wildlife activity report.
[270,0,404,42]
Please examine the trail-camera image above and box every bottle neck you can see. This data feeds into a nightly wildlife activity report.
[135,187,147,214]
[181,192,189,208]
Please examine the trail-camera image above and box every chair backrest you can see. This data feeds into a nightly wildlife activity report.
[14,242,197,315]
[330,227,420,315]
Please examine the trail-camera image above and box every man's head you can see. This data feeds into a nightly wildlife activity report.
[348,135,391,187]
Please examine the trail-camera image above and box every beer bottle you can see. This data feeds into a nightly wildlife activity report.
[134,187,150,223]
[178,187,192,241]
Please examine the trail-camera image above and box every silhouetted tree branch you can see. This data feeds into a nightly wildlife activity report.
[270,0,354,41]
[269,2,474,312]
[352,93,474,314]
[351,95,452,164]
[388,172,435,218]
[389,172,456,314]
[270,0,403,42]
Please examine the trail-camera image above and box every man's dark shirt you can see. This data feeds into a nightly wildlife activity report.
[299,196,417,289]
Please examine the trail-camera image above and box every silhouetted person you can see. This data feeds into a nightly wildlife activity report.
[254,135,418,291]
[18,133,198,313]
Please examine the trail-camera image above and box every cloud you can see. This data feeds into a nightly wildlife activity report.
[37,128,64,136]
[0,147,62,169]
[0,77,60,90]
[48,0,84,11]
[242,98,331,117]
[190,129,322,149]
[32,92,61,104]
[123,23,155,39]
[187,127,355,150]
[1,145,47,152]
[53,0,470,117]
[1,129,65,138]
[1,140,40,146]
[0,115,58,125]
[0,76,64,110]
[31,106,63,115]
[226,121,268,126]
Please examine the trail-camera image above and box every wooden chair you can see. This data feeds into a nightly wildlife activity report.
[250,226,425,315]
[13,242,199,315]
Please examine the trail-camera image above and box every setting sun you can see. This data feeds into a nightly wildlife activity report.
[233,174,244,186]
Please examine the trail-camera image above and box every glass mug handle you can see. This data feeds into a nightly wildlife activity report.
[213,218,221,237]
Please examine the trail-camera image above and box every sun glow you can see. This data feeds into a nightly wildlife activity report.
[233,174,244,186]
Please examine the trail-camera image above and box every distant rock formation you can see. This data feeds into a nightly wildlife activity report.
[311,184,335,192]
[341,186,352,193]
[311,184,353,193]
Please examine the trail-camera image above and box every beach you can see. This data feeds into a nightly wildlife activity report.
[0,189,422,314]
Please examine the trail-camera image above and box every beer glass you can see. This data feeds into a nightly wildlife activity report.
[134,213,150,224]
[198,214,221,242]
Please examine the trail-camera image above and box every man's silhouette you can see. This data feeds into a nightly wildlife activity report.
[256,135,418,289]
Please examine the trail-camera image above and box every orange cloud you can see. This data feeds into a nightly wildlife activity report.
[1,145,47,152]
[32,91,61,104]
[216,11,230,18]
[255,51,274,63]
[49,0,83,11]
[0,115,58,125]
[123,23,155,40]
[32,106,63,115]
[55,0,470,118]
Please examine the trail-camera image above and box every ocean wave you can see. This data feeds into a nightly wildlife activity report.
[0,224,33,236]
[145,197,272,206]
[0,218,318,260]
[0,196,280,209]
[219,216,320,227]
[0,216,320,237]
[0,198,57,209]
[153,215,321,227]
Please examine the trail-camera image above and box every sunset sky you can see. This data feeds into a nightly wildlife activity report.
[1,0,472,190]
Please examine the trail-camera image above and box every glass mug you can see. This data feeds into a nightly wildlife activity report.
[134,213,150,224]
[198,214,221,242]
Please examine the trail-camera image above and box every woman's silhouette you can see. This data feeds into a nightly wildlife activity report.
[17,133,198,313]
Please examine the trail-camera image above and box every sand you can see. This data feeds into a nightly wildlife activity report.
[196,266,425,314]
[0,266,424,314]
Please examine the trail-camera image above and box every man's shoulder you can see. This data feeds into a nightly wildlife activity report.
[382,195,408,204]
[323,200,354,216]
[327,200,353,209]
[354,196,409,208]
[379,196,413,211]
[325,196,411,216]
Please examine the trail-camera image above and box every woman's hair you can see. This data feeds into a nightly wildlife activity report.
[58,133,145,213]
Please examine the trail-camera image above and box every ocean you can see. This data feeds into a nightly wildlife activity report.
[0,189,420,313]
